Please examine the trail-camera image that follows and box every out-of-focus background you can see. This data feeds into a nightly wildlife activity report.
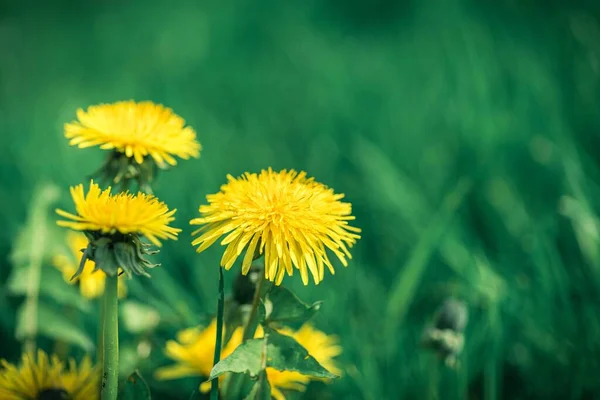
[2,0,600,398]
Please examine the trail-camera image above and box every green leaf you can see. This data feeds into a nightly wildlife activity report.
[210,338,263,378]
[15,302,94,351]
[118,370,151,400]
[244,370,271,400]
[264,327,337,378]
[265,286,321,325]
[209,327,336,381]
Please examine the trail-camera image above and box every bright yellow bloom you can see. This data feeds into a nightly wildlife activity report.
[53,231,127,299]
[266,324,342,400]
[190,168,361,285]
[65,100,201,166]
[56,180,180,247]
[0,349,98,400]
[155,319,245,392]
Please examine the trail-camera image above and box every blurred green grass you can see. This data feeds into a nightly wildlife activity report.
[2,0,600,398]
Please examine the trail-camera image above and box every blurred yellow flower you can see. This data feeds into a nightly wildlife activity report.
[0,349,98,400]
[53,231,127,299]
[65,100,201,166]
[286,323,342,376]
[190,168,361,285]
[265,324,342,400]
[156,321,341,400]
[56,180,180,247]
[155,319,245,392]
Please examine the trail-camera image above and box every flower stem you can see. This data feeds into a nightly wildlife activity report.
[242,272,265,341]
[97,296,106,367]
[101,275,119,400]
[224,267,266,399]
[211,266,225,400]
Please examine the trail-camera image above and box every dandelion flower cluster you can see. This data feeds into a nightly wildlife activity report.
[190,168,361,285]
[0,350,98,400]
[64,100,201,166]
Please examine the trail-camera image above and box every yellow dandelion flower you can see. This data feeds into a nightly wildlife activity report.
[56,180,180,247]
[155,319,246,392]
[53,231,127,299]
[0,349,98,400]
[65,100,201,166]
[265,324,342,400]
[190,168,361,285]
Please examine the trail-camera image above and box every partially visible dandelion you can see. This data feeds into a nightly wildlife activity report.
[155,319,246,393]
[64,100,201,190]
[265,324,342,400]
[55,180,180,277]
[0,349,98,400]
[53,231,127,298]
[190,168,361,285]
[156,321,342,400]
[65,101,201,166]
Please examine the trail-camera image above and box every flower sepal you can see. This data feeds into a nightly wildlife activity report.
[74,231,160,279]
[93,151,159,194]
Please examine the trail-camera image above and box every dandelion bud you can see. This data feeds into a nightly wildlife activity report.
[422,298,469,368]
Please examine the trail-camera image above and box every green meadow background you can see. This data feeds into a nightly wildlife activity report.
[2,0,600,398]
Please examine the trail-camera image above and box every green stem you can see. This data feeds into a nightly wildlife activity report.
[101,275,119,400]
[242,272,265,341]
[224,268,265,399]
[211,266,225,400]
[98,295,106,368]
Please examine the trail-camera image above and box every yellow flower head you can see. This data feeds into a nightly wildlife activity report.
[56,180,180,247]
[155,319,245,392]
[65,100,201,166]
[190,168,361,285]
[53,231,127,299]
[0,349,98,400]
[266,324,342,400]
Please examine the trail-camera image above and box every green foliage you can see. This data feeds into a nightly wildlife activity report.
[210,327,336,381]
[265,285,321,326]
[119,371,152,400]
[244,371,271,400]
[262,327,337,379]
[209,339,263,379]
